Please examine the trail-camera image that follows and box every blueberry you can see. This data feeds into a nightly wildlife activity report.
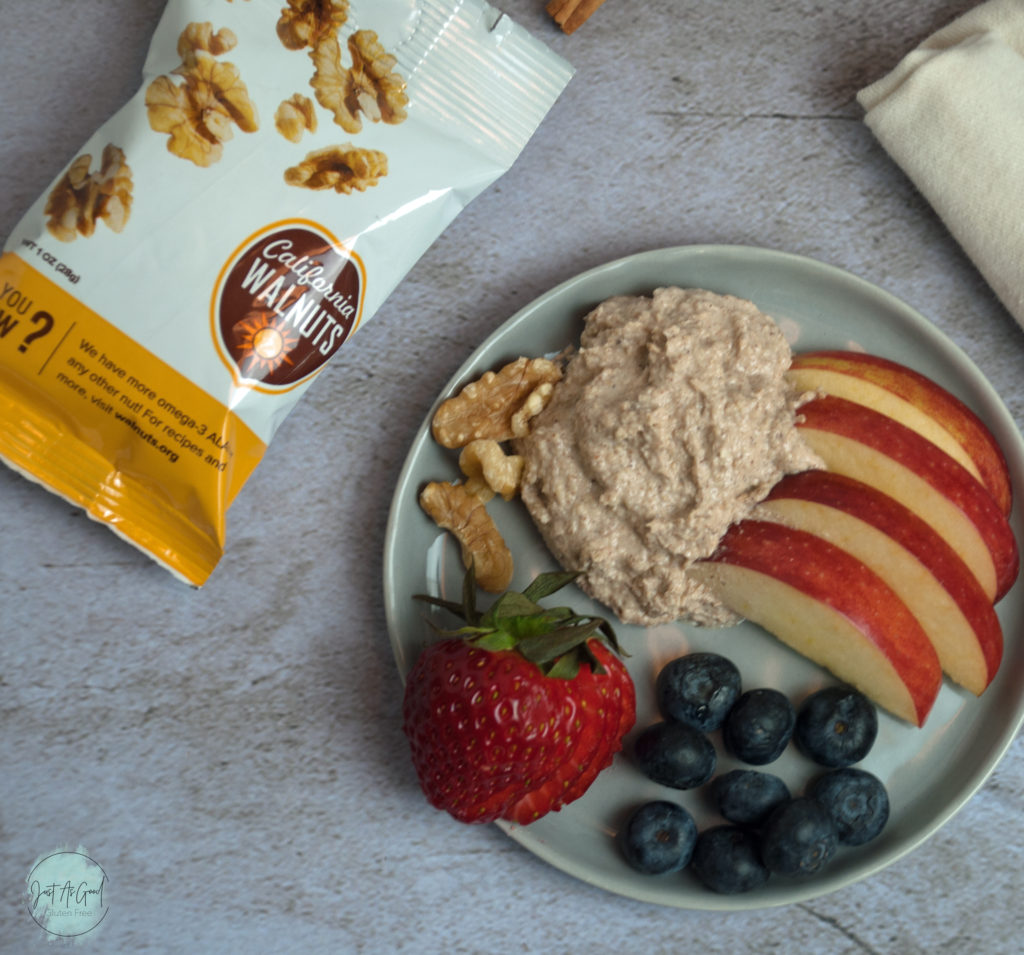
[760,797,838,878]
[795,685,878,767]
[656,652,742,732]
[691,825,770,894]
[809,768,890,846]
[619,800,698,874]
[711,769,791,828]
[633,720,716,790]
[723,688,795,765]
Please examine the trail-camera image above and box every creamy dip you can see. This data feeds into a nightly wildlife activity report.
[515,287,822,627]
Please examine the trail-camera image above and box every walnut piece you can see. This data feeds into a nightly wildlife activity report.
[45,145,133,242]
[275,93,318,142]
[431,358,563,449]
[177,22,237,65]
[277,0,349,51]
[510,382,556,438]
[146,52,259,167]
[284,144,387,193]
[419,481,514,593]
[459,440,524,502]
[310,30,408,135]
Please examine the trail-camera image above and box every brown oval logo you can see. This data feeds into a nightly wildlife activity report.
[212,222,365,390]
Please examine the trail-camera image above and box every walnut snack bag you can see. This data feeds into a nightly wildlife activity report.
[0,0,572,585]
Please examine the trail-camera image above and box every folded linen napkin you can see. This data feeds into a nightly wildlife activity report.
[858,0,1024,331]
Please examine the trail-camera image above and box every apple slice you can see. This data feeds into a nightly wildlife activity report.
[795,396,1019,602]
[691,520,941,725]
[787,350,1012,515]
[755,471,1003,695]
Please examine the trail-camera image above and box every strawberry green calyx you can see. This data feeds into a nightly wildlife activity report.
[414,567,625,679]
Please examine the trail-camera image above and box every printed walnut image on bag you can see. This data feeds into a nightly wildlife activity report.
[178,21,238,62]
[277,0,350,50]
[275,93,318,142]
[284,144,387,193]
[146,25,258,167]
[45,144,133,242]
[311,29,408,135]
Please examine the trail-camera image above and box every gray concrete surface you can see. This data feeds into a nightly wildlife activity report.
[2,1,1022,952]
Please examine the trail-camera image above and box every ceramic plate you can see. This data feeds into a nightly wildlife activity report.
[382,246,1024,910]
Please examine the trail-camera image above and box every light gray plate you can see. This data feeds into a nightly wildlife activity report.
[383,245,1024,910]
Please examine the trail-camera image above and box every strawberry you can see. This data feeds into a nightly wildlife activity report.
[552,639,636,806]
[505,639,634,824]
[402,568,635,825]
[507,640,637,823]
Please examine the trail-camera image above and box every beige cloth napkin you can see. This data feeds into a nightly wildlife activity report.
[858,0,1024,331]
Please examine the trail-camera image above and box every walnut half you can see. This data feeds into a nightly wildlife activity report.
[431,357,563,449]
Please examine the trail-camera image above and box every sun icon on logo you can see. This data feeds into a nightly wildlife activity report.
[234,311,299,380]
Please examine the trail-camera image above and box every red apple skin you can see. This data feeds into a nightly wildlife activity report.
[758,470,1003,694]
[789,350,1012,515]
[695,519,941,726]
[796,395,1019,602]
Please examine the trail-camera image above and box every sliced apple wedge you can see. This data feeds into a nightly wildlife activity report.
[691,520,941,725]
[795,395,1019,602]
[787,350,1012,515]
[755,471,1003,695]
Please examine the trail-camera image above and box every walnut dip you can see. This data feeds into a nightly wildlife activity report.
[515,287,822,627]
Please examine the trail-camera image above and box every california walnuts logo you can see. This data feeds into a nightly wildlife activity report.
[26,848,110,940]
[212,220,366,391]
